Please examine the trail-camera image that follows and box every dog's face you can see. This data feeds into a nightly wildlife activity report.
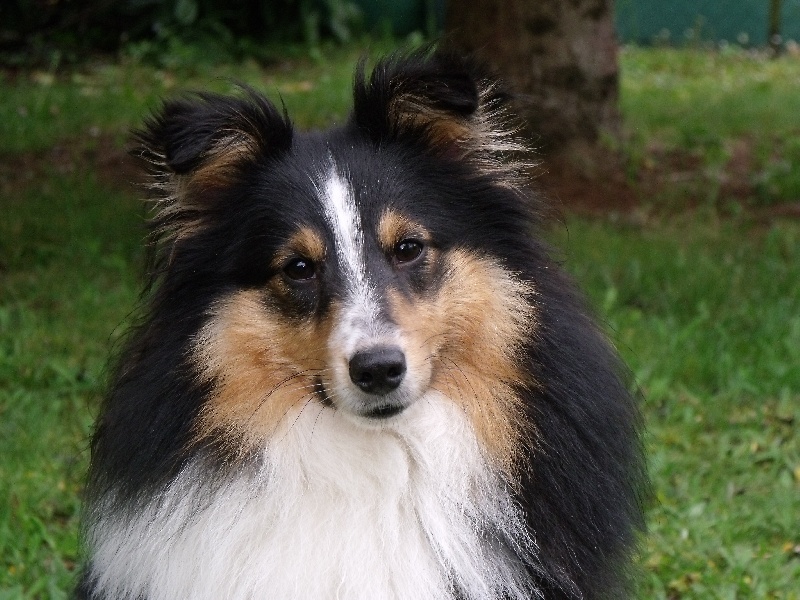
[136,55,538,472]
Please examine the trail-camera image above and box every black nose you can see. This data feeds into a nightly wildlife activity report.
[348,346,407,395]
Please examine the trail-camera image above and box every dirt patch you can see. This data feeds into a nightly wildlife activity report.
[718,138,756,201]
[536,155,639,216]
[0,136,142,199]
[536,135,799,220]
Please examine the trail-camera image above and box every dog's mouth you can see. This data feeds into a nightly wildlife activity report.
[313,376,407,419]
[363,404,406,419]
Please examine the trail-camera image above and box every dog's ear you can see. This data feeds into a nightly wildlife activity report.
[131,90,292,265]
[352,49,531,182]
[134,88,292,192]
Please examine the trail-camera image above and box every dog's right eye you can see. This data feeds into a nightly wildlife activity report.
[393,239,424,264]
[283,257,316,281]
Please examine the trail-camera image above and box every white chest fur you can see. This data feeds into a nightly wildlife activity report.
[87,395,539,600]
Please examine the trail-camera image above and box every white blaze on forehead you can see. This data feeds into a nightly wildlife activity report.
[317,165,387,354]
[320,168,368,290]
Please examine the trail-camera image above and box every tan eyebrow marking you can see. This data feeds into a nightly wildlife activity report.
[377,209,430,253]
[271,226,326,270]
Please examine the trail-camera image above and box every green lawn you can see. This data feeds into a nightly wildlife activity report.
[557,218,800,598]
[620,47,800,207]
[1,46,799,599]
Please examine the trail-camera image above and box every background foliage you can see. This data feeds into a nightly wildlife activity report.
[0,0,366,68]
[4,0,799,69]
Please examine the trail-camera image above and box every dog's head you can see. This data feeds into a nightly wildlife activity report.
[134,50,540,472]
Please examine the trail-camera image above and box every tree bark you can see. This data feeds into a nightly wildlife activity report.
[445,0,621,164]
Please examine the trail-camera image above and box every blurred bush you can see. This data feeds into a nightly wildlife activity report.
[0,0,365,68]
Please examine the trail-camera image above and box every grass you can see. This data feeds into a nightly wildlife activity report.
[0,169,140,598]
[2,45,799,598]
[620,46,800,207]
[555,218,800,598]
[0,45,372,155]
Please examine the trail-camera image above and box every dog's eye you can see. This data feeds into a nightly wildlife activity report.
[393,239,423,264]
[283,257,316,281]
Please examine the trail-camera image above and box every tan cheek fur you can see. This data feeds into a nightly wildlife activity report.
[390,249,536,476]
[192,290,334,453]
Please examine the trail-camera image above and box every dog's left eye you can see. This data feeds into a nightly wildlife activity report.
[393,239,424,264]
[283,257,316,281]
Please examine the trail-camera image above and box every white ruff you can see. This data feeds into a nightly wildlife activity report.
[87,395,540,600]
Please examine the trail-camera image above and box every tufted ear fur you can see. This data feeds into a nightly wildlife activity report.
[352,49,534,186]
[131,89,293,257]
[135,88,292,182]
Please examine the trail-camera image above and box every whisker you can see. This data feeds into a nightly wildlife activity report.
[250,369,322,420]
[277,395,316,443]
[432,362,464,407]
[418,331,449,349]
[441,356,480,402]
[309,403,326,439]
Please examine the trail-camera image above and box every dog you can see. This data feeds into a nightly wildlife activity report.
[77,50,645,600]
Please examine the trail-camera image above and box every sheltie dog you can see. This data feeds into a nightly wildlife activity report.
[77,50,645,600]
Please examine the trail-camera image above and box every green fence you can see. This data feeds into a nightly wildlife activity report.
[367,0,800,46]
[615,0,800,45]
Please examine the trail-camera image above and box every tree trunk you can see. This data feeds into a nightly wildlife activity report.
[445,0,621,166]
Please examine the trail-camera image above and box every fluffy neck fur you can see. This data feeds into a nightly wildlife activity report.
[86,394,541,600]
